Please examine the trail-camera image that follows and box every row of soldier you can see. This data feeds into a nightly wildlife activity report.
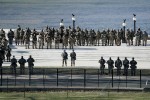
[99,57,137,76]
[0,25,149,50]
[0,55,35,75]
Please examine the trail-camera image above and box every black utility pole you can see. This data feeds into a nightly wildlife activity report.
[133,14,136,34]
[122,19,126,43]
[72,14,75,31]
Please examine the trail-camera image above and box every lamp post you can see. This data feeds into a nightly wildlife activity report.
[122,19,126,43]
[60,19,64,29]
[133,14,136,34]
[72,14,75,31]
[60,19,64,41]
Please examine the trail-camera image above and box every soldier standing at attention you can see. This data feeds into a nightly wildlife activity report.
[7,29,14,45]
[99,56,106,75]
[107,57,114,75]
[115,57,122,75]
[10,56,17,74]
[61,50,68,67]
[123,57,129,76]
[130,57,137,76]
[27,55,35,74]
[70,49,76,67]
[18,56,26,74]
[6,45,12,62]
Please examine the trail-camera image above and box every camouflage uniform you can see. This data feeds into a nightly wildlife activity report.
[7,29,14,45]
[70,50,76,66]
[101,30,107,46]
[61,50,68,67]
[142,31,148,46]
[6,46,11,62]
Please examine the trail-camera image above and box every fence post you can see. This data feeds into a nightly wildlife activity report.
[7,77,8,92]
[15,68,16,86]
[84,69,86,88]
[24,82,25,98]
[43,69,45,87]
[111,69,113,88]
[1,67,2,86]
[98,69,99,87]
[140,70,142,88]
[29,70,31,86]
[70,69,72,87]
[57,69,58,87]
[126,70,127,88]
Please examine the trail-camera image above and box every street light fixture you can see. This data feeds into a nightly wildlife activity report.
[133,14,136,34]
[122,19,126,43]
[72,14,76,31]
[60,19,64,42]
[60,19,64,28]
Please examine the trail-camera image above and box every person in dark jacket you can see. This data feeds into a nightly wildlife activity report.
[61,50,68,67]
[123,57,129,76]
[130,57,137,76]
[99,56,105,75]
[70,49,76,67]
[115,57,122,75]
[10,56,17,74]
[107,57,114,75]
[18,56,26,74]
[27,55,35,74]
[7,29,14,45]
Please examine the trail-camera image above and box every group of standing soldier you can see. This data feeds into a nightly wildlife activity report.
[0,25,148,50]
[10,55,35,75]
[61,49,76,67]
[99,57,137,76]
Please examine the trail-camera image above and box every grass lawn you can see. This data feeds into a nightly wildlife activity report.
[0,91,149,100]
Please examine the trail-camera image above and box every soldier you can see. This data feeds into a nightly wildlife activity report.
[45,31,53,49]
[20,29,25,45]
[7,29,14,45]
[18,56,26,74]
[70,49,76,67]
[96,30,101,46]
[61,50,68,67]
[99,56,106,75]
[69,35,75,49]
[32,33,37,49]
[10,56,17,74]
[130,57,137,76]
[101,30,107,46]
[130,29,135,45]
[109,30,115,46]
[27,55,35,74]
[0,28,6,39]
[5,45,11,62]
[142,31,148,46]
[115,57,122,75]
[107,57,114,75]
[123,57,129,76]
[126,29,131,46]
[135,28,142,46]
[115,30,122,46]
[15,25,21,45]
